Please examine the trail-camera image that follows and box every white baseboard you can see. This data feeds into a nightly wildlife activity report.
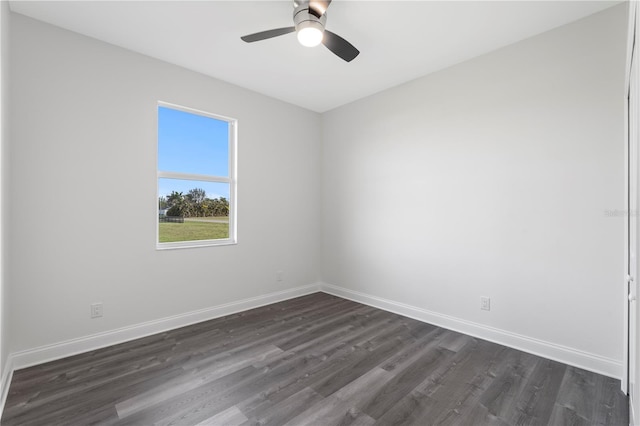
[9,283,322,372]
[0,280,623,418]
[320,282,622,380]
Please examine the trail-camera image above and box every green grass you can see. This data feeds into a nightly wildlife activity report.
[183,217,229,223]
[159,220,229,243]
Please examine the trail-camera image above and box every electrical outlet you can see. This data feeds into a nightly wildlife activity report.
[480,297,491,311]
[276,270,284,282]
[90,303,103,318]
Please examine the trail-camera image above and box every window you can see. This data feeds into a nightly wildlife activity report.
[157,102,237,249]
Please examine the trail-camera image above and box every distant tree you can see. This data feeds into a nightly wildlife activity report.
[219,197,229,215]
[158,196,168,210]
[187,188,206,205]
[204,196,229,217]
[162,188,229,218]
[166,191,185,217]
[167,191,183,207]
[166,204,183,217]
[201,198,214,216]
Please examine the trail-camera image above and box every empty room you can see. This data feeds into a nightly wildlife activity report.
[0,0,638,424]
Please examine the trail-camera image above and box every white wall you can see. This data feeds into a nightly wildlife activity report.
[322,4,627,374]
[9,14,321,353]
[0,0,9,376]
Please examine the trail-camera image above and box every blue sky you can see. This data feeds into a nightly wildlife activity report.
[158,106,230,200]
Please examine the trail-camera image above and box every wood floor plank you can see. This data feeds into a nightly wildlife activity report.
[359,344,458,419]
[251,308,392,369]
[477,348,539,420]
[284,368,393,426]
[195,405,248,426]
[548,403,591,426]
[116,364,261,425]
[414,337,485,397]
[555,365,602,421]
[373,389,439,426]
[7,336,179,401]
[592,372,630,426]
[1,292,628,426]
[115,345,283,419]
[310,336,413,397]
[3,359,188,425]
[508,358,567,426]
[274,305,375,351]
[378,327,447,373]
[239,386,324,426]
[567,366,630,426]
[461,403,514,426]
[237,316,412,417]
[418,342,513,425]
[177,297,362,366]
[148,339,361,426]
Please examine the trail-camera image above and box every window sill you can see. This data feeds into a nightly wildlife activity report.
[156,239,237,250]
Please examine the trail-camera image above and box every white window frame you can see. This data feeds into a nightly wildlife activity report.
[156,101,237,250]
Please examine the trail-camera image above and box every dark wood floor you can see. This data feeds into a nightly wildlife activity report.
[1,292,628,425]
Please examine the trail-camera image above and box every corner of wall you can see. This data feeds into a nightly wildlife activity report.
[0,0,11,411]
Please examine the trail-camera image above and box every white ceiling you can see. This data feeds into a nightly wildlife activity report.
[9,0,622,112]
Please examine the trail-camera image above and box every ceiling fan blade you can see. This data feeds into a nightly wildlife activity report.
[241,27,296,43]
[308,0,332,17]
[322,30,359,62]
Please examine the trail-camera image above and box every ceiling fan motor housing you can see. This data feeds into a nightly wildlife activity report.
[293,3,327,34]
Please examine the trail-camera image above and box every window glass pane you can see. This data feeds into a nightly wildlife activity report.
[158,178,230,243]
[158,106,229,177]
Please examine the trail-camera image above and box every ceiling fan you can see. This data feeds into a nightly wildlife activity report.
[240,0,360,62]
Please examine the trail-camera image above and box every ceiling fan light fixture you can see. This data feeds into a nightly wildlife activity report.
[241,0,359,62]
[296,21,324,47]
